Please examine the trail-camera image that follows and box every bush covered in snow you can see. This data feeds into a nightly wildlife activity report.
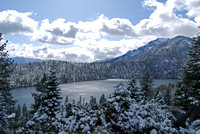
[103,82,178,133]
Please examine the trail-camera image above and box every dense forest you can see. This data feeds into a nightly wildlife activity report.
[12,59,183,88]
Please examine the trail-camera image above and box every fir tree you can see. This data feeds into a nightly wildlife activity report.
[0,92,7,131]
[99,94,107,108]
[0,33,16,131]
[77,96,82,107]
[155,92,165,105]
[25,69,63,133]
[0,33,13,91]
[127,73,143,102]
[22,104,29,122]
[140,72,154,101]
[15,104,21,121]
[31,73,47,114]
[175,34,200,121]
[64,95,69,105]
[40,70,63,117]
[89,96,98,110]
[155,84,176,106]
[104,82,132,132]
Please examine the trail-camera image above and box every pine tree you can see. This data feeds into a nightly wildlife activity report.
[155,84,175,106]
[0,92,7,131]
[99,94,107,108]
[25,69,63,133]
[64,95,69,105]
[0,33,13,91]
[140,72,154,101]
[15,104,21,121]
[104,82,132,132]
[0,33,16,131]
[40,69,63,117]
[77,96,82,107]
[155,92,165,105]
[89,96,98,109]
[175,34,200,121]
[1,90,16,115]
[22,104,29,122]
[31,73,47,114]
[127,73,143,102]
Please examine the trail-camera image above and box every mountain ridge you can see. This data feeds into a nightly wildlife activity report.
[109,35,193,63]
[12,57,44,64]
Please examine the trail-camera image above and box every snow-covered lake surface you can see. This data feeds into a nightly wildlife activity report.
[12,79,178,108]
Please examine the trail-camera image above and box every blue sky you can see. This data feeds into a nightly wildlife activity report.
[0,0,200,62]
[1,0,151,23]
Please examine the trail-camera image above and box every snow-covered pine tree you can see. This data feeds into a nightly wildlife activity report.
[0,33,16,132]
[155,84,176,106]
[140,72,154,101]
[41,69,62,116]
[31,73,47,114]
[15,104,21,122]
[64,95,69,105]
[25,69,63,133]
[175,34,200,121]
[155,92,165,105]
[104,82,132,133]
[127,73,143,102]
[99,94,107,108]
[77,96,82,107]
[22,104,29,122]
[0,92,7,132]
[89,96,98,110]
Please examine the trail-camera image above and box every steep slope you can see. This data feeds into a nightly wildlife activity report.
[107,35,194,78]
[110,36,193,63]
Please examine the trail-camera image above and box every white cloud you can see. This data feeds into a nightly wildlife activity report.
[32,19,79,45]
[2,0,200,62]
[77,1,199,41]
[167,0,200,23]
[76,15,138,40]
[7,37,151,62]
[98,15,137,37]
[136,0,199,38]
[0,10,38,35]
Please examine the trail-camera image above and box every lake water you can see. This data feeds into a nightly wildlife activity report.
[11,79,178,108]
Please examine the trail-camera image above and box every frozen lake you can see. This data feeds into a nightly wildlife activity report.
[12,79,178,108]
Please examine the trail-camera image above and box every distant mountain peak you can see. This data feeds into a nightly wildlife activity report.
[109,35,193,62]
[12,57,44,64]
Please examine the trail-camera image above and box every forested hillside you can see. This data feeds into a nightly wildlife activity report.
[12,60,182,87]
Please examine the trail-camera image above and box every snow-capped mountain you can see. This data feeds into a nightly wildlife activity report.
[110,36,193,63]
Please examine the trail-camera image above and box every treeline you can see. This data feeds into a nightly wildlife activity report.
[12,58,183,87]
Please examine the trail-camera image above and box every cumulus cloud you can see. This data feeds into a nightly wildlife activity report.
[32,19,79,45]
[135,0,199,38]
[33,47,48,57]
[77,1,199,40]
[168,0,200,23]
[3,0,200,62]
[7,37,150,62]
[76,15,137,40]
[98,15,137,37]
[0,10,38,35]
